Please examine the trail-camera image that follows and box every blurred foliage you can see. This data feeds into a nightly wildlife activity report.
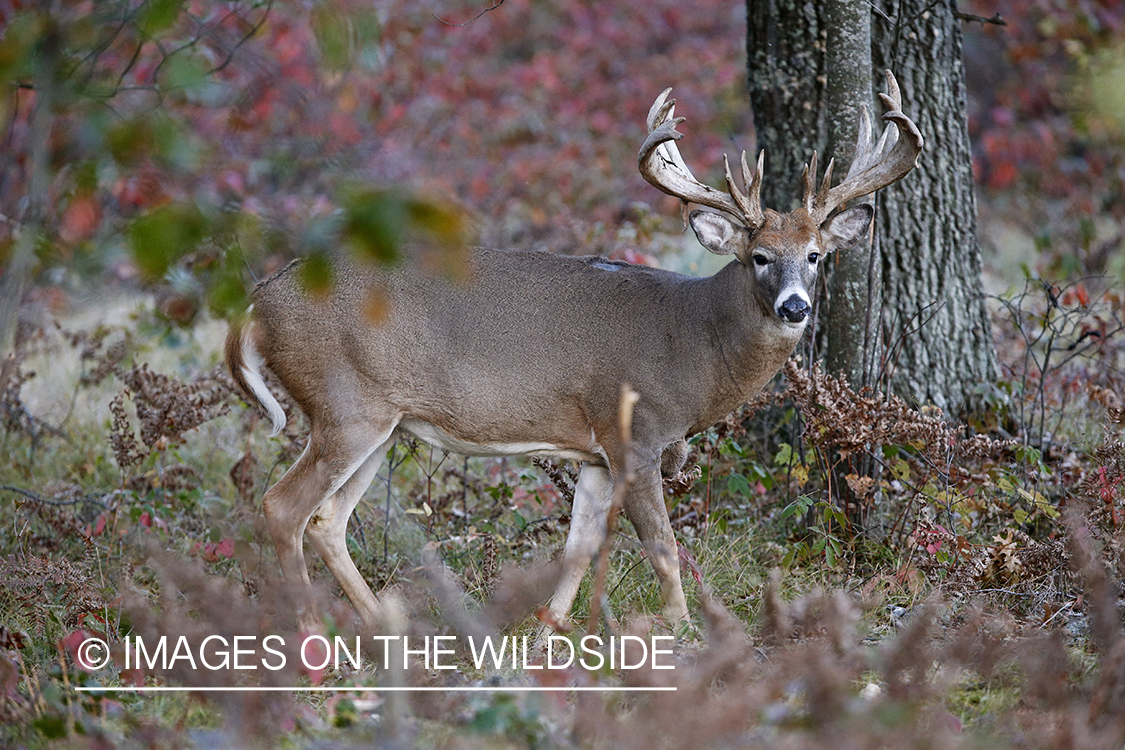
[2,0,1122,321]
[967,1,1125,281]
[1,0,746,330]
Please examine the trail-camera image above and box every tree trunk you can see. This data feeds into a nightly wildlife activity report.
[745,0,997,416]
[871,0,997,415]
[0,23,57,361]
[746,0,826,213]
[823,1,877,389]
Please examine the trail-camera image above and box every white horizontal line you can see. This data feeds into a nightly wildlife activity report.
[75,685,677,693]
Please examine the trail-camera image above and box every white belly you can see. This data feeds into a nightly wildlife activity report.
[399,418,603,464]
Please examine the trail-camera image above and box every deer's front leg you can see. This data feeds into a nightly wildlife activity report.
[546,464,614,627]
[624,463,689,625]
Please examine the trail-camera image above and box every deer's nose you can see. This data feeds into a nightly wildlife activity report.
[777,295,811,323]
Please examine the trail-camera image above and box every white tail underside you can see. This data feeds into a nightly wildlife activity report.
[239,320,287,437]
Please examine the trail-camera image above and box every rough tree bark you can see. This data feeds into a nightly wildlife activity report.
[746,0,826,213]
[745,0,997,416]
[870,0,997,414]
[823,1,877,388]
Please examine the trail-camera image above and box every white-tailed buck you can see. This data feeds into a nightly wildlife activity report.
[226,70,922,632]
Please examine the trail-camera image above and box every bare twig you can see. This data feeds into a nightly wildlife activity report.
[205,0,274,76]
[954,10,1006,26]
[866,1,894,24]
[432,0,505,27]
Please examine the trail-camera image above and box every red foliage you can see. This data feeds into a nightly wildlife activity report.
[193,537,235,562]
[2,0,746,264]
[3,1,1122,279]
[967,1,1125,243]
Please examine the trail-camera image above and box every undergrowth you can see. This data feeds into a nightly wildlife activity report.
[0,272,1123,748]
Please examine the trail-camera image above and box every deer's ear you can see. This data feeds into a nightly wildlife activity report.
[819,205,873,252]
[689,210,743,256]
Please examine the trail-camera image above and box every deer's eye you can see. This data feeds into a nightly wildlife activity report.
[752,254,770,267]
[808,253,820,264]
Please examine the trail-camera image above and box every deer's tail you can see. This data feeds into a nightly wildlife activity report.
[225,308,286,437]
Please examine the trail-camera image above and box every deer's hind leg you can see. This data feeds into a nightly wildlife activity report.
[304,432,396,629]
[262,420,397,631]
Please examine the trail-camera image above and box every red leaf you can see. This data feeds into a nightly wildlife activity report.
[678,545,703,586]
[989,160,1019,190]
[214,538,235,559]
[59,195,101,245]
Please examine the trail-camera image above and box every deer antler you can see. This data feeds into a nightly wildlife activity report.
[804,69,924,225]
[638,88,766,230]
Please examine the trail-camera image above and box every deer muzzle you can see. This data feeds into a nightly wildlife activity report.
[777,294,811,324]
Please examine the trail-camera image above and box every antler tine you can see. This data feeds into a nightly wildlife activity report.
[743,150,765,225]
[817,157,834,209]
[639,88,764,230]
[742,150,764,205]
[722,151,766,228]
[809,69,924,225]
[801,152,818,212]
[646,87,675,132]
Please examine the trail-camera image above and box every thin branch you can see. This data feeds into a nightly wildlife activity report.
[1,485,107,509]
[954,10,1006,26]
[901,0,944,29]
[432,0,505,27]
[866,1,894,24]
[206,0,274,76]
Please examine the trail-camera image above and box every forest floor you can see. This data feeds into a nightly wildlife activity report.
[2,220,1124,748]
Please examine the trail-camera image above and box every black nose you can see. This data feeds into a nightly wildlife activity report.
[777,295,810,323]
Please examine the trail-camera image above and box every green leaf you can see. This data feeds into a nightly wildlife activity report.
[727,473,753,497]
[33,714,68,739]
[163,52,209,92]
[313,7,354,71]
[774,443,795,468]
[341,189,405,264]
[298,254,333,297]
[129,203,206,279]
[0,14,40,87]
[821,503,848,527]
[208,270,247,319]
[107,117,156,167]
[778,502,803,522]
[779,495,815,521]
[1016,487,1061,520]
[718,437,745,458]
[140,0,183,35]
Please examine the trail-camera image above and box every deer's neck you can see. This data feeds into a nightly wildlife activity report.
[690,260,805,428]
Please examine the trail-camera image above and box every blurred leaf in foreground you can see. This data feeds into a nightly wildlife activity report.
[298,252,333,298]
[129,203,206,280]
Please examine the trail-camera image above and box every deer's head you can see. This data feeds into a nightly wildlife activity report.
[639,71,924,327]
